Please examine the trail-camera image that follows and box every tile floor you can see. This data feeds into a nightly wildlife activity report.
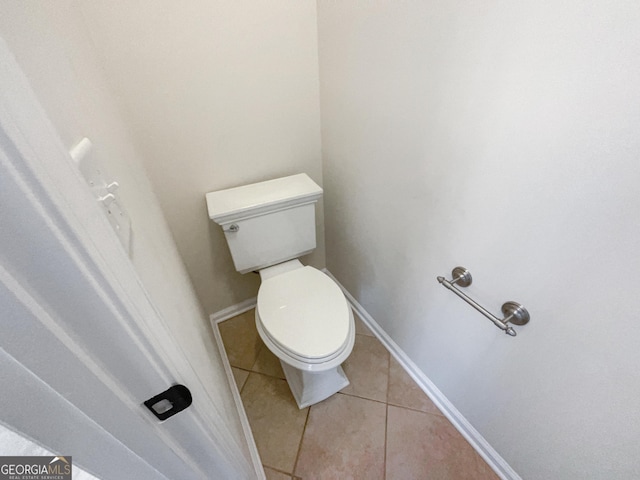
[219,309,499,480]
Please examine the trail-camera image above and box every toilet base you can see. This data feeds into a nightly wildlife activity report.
[280,361,350,409]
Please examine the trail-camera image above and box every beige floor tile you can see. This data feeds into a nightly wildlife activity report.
[218,310,262,370]
[263,466,292,480]
[387,356,441,415]
[386,406,499,480]
[340,334,389,402]
[354,314,375,337]
[295,393,386,480]
[231,367,250,391]
[252,344,285,379]
[241,373,308,474]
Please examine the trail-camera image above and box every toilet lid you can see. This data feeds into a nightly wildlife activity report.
[257,266,350,359]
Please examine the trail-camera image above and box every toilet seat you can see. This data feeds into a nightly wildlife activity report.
[256,266,354,371]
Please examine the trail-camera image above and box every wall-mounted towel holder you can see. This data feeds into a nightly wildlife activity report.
[437,267,530,337]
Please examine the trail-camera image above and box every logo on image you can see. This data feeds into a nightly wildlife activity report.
[0,456,72,480]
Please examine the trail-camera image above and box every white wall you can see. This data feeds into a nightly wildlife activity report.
[78,0,324,315]
[0,0,252,471]
[317,1,640,478]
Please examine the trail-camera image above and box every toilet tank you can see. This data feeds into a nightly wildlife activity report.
[206,174,323,274]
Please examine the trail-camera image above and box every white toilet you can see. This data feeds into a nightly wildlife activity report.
[206,174,354,408]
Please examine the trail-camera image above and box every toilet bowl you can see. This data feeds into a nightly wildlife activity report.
[206,174,354,408]
[255,260,354,408]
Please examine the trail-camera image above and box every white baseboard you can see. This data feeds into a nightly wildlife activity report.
[209,312,265,480]
[322,268,521,480]
[210,297,256,324]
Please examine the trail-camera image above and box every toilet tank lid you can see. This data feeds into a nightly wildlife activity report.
[206,174,322,224]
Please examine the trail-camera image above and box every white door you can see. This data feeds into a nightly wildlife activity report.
[0,38,258,479]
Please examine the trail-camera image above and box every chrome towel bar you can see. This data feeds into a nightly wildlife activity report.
[437,267,530,337]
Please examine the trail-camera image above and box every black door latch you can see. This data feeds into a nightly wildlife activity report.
[144,384,192,421]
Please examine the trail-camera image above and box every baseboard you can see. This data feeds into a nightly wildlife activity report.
[322,269,521,480]
[210,297,256,324]
[210,313,265,480]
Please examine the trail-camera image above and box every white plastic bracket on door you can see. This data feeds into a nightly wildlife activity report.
[69,137,132,255]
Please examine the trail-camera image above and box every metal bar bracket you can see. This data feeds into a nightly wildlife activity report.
[437,267,530,337]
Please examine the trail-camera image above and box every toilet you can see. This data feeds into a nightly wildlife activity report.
[206,174,354,408]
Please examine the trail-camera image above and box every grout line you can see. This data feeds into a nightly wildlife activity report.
[239,374,248,395]
[386,348,391,404]
[336,391,387,405]
[383,403,389,480]
[355,331,373,338]
[386,399,445,417]
[337,390,441,418]
[232,365,252,396]
[249,343,265,372]
[232,366,252,374]
[263,465,295,477]
[227,356,287,382]
[292,404,311,477]
[246,368,286,382]
[384,343,391,480]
